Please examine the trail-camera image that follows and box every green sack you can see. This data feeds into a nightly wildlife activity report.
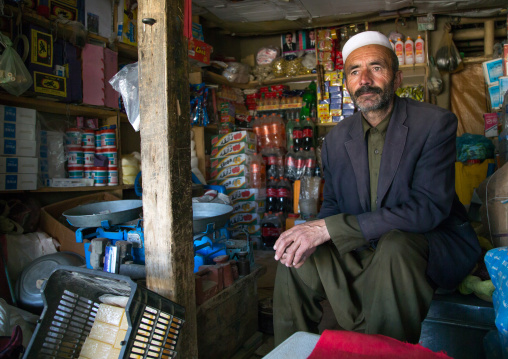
[0,34,32,96]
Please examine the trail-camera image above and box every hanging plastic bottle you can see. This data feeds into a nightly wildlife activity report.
[294,150,306,180]
[302,117,315,151]
[250,153,266,189]
[261,114,272,149]
[261,212,282,248]
[277,177,293,214]
[266,177,278,213]
[415,35,425,64]
[395,37,404,65]
[285,147,297,181]
[303,148,316,177]
[404,36,414,65]
[286,111,296,151]
[293,118,303,152]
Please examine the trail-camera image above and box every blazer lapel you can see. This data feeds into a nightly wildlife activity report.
[377,97,408,204]
[345,114,370,212]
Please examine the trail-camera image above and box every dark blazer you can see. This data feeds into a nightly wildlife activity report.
[319,96,481,289]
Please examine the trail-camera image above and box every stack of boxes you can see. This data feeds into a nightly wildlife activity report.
[208,131,265,241]
[0,105,38,190]
[317,70,355,124]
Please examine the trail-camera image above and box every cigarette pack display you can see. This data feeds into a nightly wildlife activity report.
[0,138,37,157]
[0,105,37,126]
[0,157,38,173]
[0,173,37,190]
[0,120,36,140]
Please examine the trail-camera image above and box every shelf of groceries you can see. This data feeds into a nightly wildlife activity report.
[9,5,138,60]
[204,63,427,89]
[0,92,127,121]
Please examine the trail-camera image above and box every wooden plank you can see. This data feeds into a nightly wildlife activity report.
[137,1,197,358]
[191,126,207,180]
[0,93,120,118]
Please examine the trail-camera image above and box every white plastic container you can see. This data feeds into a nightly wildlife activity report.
[404,37,414,65]
[395,38,404,65]
[389,39,394,51]
[415,35,425,64]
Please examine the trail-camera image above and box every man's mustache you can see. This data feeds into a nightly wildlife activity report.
[354,86,382,97]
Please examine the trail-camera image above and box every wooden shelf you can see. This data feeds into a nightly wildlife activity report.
[316,122,339,127]
[0,93,121,119]
[0,184,134,194]
[204,72,317,89]
[11,5,137,60]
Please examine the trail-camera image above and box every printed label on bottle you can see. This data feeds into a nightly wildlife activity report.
[293,129,303,139]
[405,44,413,56]
[277,188,290,197]
[395,43,403,54]
[295,158,305,169]
[262,227,282,237]
[306,159,316,168]
[267,156,277,165]
[267,188,277,196]
[303,128,313,137]
[286,156,295,167]
[415,42,423,55]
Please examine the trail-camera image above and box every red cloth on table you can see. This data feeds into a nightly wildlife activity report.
[307,330,452,359]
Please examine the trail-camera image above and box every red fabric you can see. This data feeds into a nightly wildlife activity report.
[307,330,452,359]
[184,0,192,39]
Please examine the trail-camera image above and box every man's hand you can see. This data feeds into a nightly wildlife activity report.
[273,219,331,268]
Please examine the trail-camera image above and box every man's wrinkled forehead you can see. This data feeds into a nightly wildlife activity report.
[345,45,393,70]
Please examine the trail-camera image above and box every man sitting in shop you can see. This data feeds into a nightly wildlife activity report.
[272,31,481,346]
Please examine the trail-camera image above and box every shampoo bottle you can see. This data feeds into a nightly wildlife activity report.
[404,36,414,65]
[415,35,425,64]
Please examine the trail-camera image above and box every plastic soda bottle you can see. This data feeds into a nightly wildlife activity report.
[293,118,303,152]
[266,177,278,213]
[415,35,425,64]
[250,153,266,189]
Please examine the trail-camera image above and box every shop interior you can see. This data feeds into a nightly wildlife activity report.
[0,0,507,358]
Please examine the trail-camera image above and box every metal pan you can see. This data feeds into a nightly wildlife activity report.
[63,200,143,228]
[193,202,233,234]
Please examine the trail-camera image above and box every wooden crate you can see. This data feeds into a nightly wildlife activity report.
[196,265,265,359]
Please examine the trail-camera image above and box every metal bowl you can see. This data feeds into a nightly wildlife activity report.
[193,202,233,234]
[63,200,143,227]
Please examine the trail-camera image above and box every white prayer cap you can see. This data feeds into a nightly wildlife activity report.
[342,31,393,64]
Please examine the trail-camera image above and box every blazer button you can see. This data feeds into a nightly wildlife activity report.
[374,149,379,154]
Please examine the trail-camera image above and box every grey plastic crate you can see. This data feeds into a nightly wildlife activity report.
[23,266,185,359]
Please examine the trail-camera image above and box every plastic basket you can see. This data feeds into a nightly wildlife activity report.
[23,266,185,359]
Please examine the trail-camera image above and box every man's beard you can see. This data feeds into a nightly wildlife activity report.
[351,81,395,114]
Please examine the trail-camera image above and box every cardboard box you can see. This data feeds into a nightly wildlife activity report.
[229,213,261,227]
[0,156,38,173]
[231,224,261,237]
[210,142,256,159]
[210,165,249,181]
[232,201,259,214]
[483,58,504,86]
[0,120,36,140]
[228,188,266,202]
[0,173,37,190]
[211,154,253,170]
[208,176,249,192]
[211,131,256,149]
[484,113,499,137]
[0,105,36,126]
[39,192,121,256]
[188,38,213,67]
[0,138,37,157]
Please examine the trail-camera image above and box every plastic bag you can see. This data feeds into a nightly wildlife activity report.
[109,63,140,131]
[435,24,463,73]
[256,46,279,65]
[456,133,495,163]
[427,56,443,96]
[222,62,250,84]
[0,34,32,96]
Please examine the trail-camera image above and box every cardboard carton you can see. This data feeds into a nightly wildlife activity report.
[39,192,121,256]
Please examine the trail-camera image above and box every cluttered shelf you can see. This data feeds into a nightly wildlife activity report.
[8,5,138,60]
[204,63,427,89]
[0,92,125,119]
[0,184,134,194]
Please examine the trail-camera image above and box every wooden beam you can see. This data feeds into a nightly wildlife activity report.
[137,1,198,358]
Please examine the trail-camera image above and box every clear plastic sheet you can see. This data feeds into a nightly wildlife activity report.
[109,63,140,131]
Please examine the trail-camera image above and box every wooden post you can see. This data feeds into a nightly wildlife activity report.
[484,20,494,56]
[137,1,197,358]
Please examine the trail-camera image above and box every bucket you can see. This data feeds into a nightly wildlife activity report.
[102,146,117,166]
[84,165,94,179]
[84,149,95,166]
[67,145,84,165]
[65,128,81,146]
[93,166,108,186]
[108,165,118,186]
[95,131,102,149]
[101,129,116,147]
[81,129,95,147]
[68,165,84,178]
